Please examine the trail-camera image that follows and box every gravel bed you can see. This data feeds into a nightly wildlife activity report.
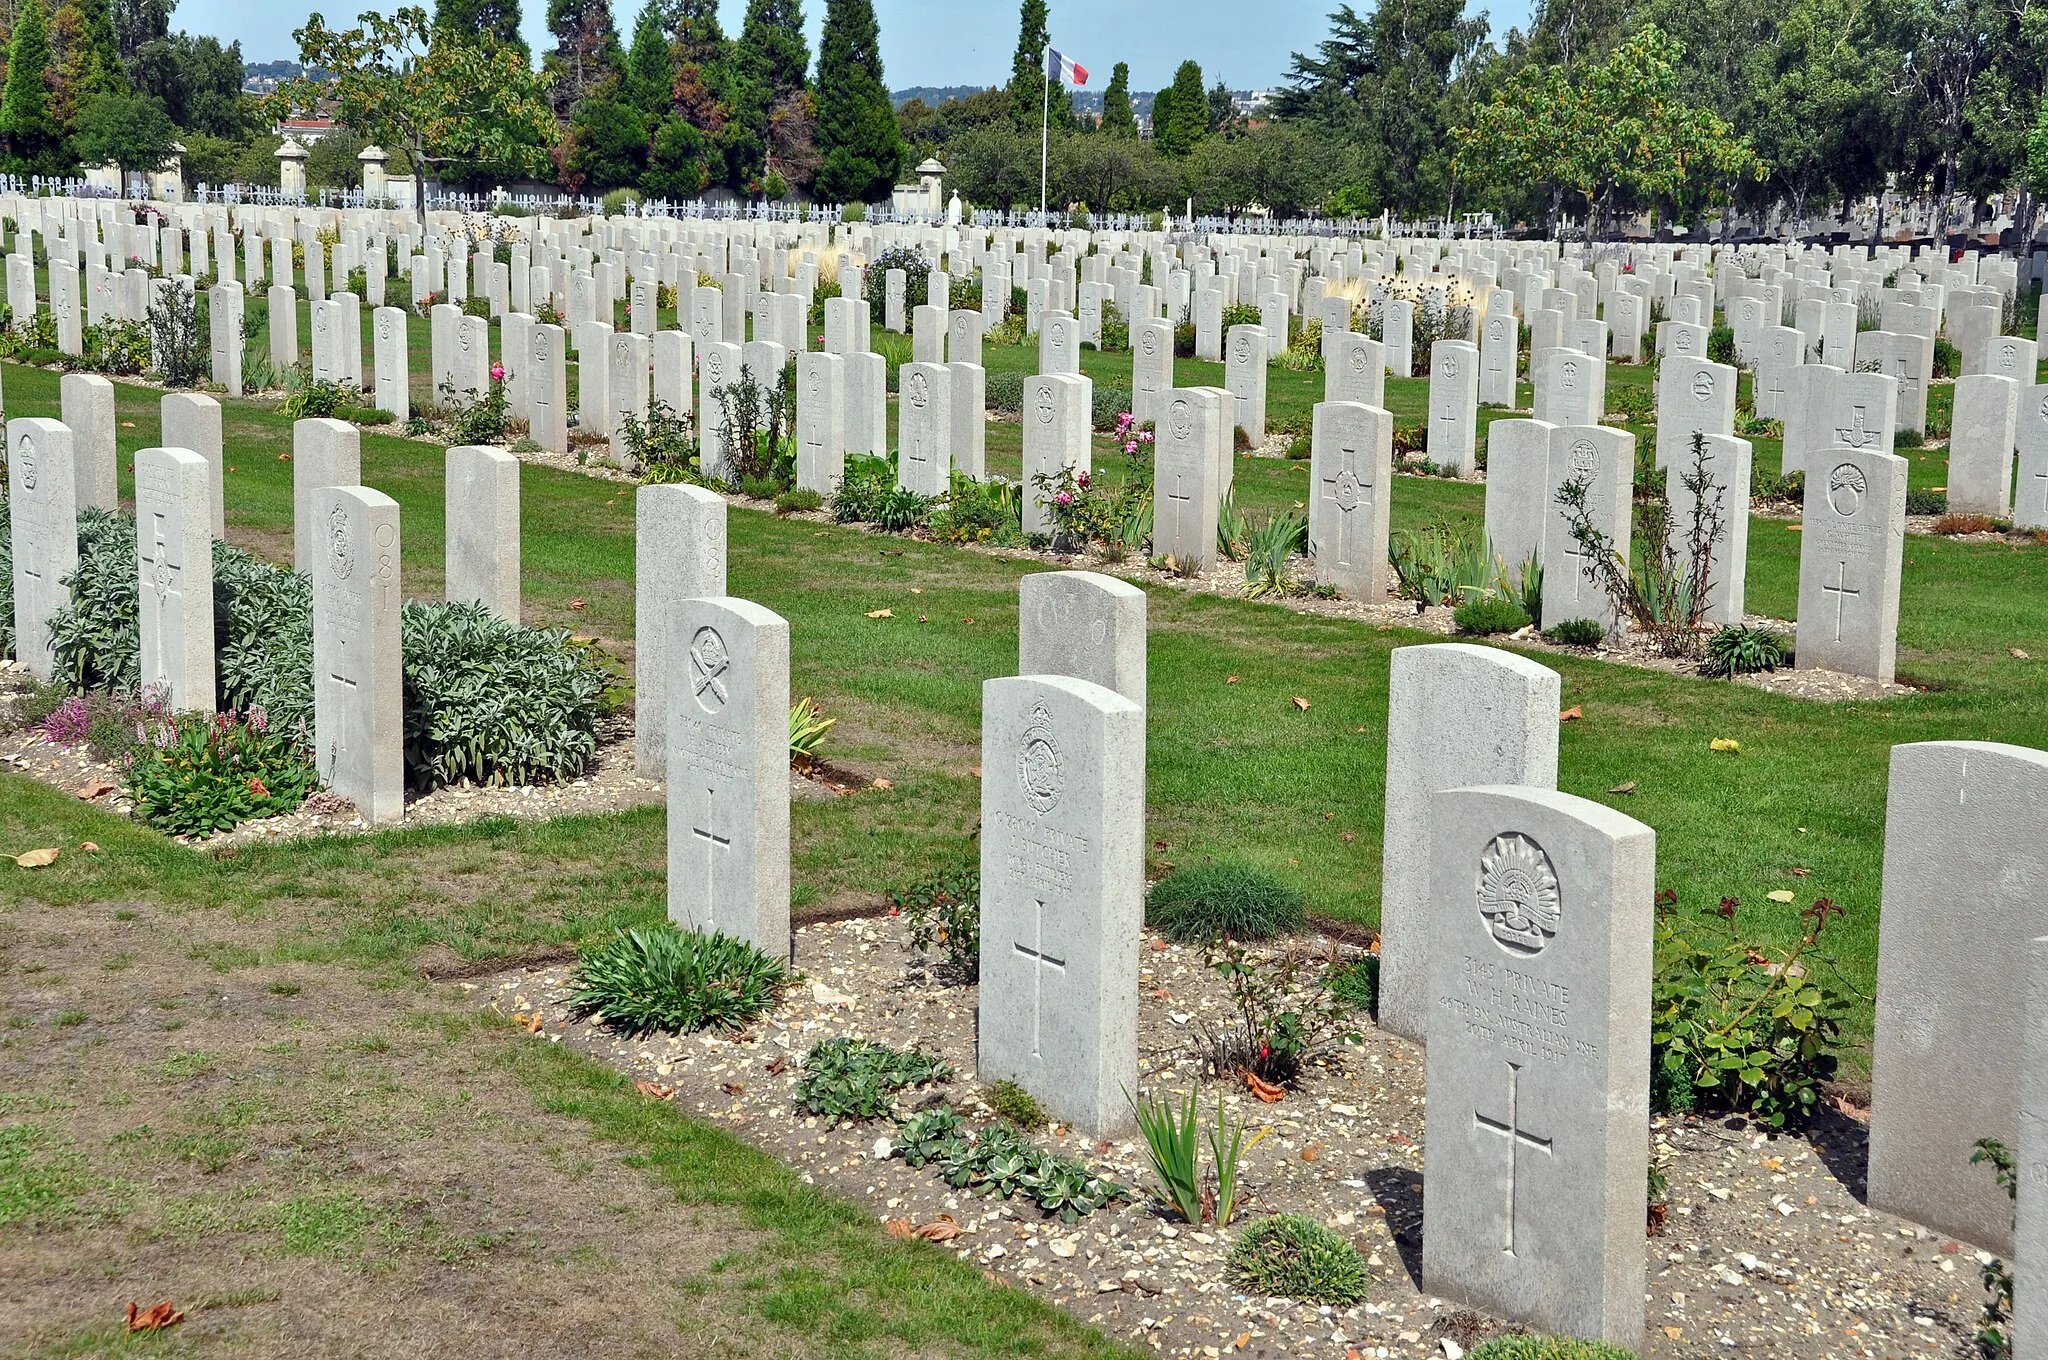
[473,914,1992,1360]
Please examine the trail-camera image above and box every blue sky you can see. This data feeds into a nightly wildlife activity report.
[205,0,1537,91]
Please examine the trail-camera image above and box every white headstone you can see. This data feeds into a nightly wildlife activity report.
[159,393,224,540]
[445,445,521,624]
[6,419,79,681]
[635,484,728,778]
[1017,570,1146,708]
[135,446,216,712]
[1308,400,1393,599]
[311,485,404,826]
[293,418,361,572]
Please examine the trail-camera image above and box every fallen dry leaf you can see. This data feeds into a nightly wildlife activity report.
[2011,648,2031,659]
[119,421,136,429]
[1235,1335,1253,1352]
[78,779,116,800]
[634,1080,675,1099]
[1226,675,1240,684]
[1664,1326,1684,1341]
[1766,889,1796,903]
[127,1301,184,1333]
[78,842,100,853]
[1788,866,1811,878]
[1710,737,1742,753]
[1247,1073,1286,1103]
[917,615,928,623]
[1291,696,1310,711]
[1300,1142,1324,1162]
[764,1055,787,1075]
[15,848,59,868]
[277,452,291,461]
[885,1218,914,1238]
[960,616,976,623]
[719,1081,745,1096]
[1786,524,1803,532]
[912,1215,960,1242]
[872,777,894,790]
[1340,831,1355,842]
[1609,780,1638,795]
[568,598,586,610]
[865,608,894,619]
[1560,705,1583,722]
[515,1010,544,1033]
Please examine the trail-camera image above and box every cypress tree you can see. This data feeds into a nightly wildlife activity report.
[434,0,527,57]
[623,1,674,119]
[1100,61,1136,137]
[0,0,62,174]
[1006,0,1067,133]
[814,0,901,204]
[1155,59,1206,155]
[734,0,809,111]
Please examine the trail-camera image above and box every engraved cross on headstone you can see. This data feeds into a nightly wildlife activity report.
[1822,560,1860,641]
[1013,899,1066,1058]
[1474,1060,1553,1256]
[1163,468,1193,554]
[691,784,732,927]
[1318,442,1362,567]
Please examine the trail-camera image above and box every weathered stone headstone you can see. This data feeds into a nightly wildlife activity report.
[1017,571,1146,708]
[1152,389,1221,570]
[208,280,244,394]
[445,445,520,624]
[1422,784,1653,1347]
[950,361,987,480]
[2021,935,2048,1355]
[2017,384,2048,531]
[653,329,692,427]
[795,350,845,493]
[1532,348,1596,427]
[528,322,568,454]
[1654,358,1736,471]
[635,484,727,778]
[1308,400,1393,599]
[897,360,952,495]
[1871,739,2048,1257]
[1379,644,1560,1042]
[293,418,362,572]
[311,485,404,826]
[268,284,297,370]
[697,340,742,480]
[1796,447,1907,680]
[1541,426,1634,633]
[1782,368,1895,478]
[59,373,117,510]
[1021,373,1092,537]
[135,446,215,712]
[1131,317,1173,424]
[160,393,224,540]
[977,673,1144,1136]
[667,596,791,958]
[1382,297,1415,377]
[1667,433,1753,625]
[1483,418,1557,576]
[1040,310,1080,375]
[1949,373,2019,516]
[6,418,78,682]
[1225,324,1268,443]
[1479,307,1518,407]
[1429,340,1480,476]
[1328,331,1386,407]
[372,306,409,423]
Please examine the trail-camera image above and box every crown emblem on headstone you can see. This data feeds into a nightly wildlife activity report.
[1018,699,1064,816]
[1476,832,1560,956]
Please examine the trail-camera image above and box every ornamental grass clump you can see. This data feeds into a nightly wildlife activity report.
[1224,1214,1369,1305]
[568,925,788,1038]
[1466,1338,1642,1360]
[1146,862,1307,943]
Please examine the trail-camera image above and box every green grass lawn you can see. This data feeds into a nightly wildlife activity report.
[2,321,2043,1058]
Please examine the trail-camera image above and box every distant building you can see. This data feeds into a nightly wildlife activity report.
[275,116,337,144]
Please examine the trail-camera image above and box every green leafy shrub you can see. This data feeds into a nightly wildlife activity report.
[1652,890,1851,1130]
[893,1108,1122,1222]
[1327,956,1379,1015]
[740,474,785,500]
[875,486,933,532]
[1199,941,1359,1087]
[1224,1215,1369,1305]
[1706,325,1736,366]
[864,246,931,314]
[77,319,149,374]
[795,1037,953,1121]
[830,454,896,522]
[894,860,981,981]
[984,370,1025,413]
[1242,510,1307,599]
[1090,382,1135,433]
[988,1079,1046,1130]
[1752,467,1803,503]
[1906,487,1947,515]
[568,924,787,1037]
[1467,1338,1641,1360]
[46,509,139,690]
[1542,618,1607,647]
[1130,1086,1251,1226]
[126,709,320,835]
[1146,862,1307,943]
[1895,426,1925,450]
[1454,594,1531,635]
[279,376,350,420]
[618,400,696,483]
[1700,624,1792,678]
[1387,522,1504,607]
[1933,336,1962,378]
[774,487,823,515]
[929,473,1021,545]
[1609,384,1654,421]
[446,378,511,445]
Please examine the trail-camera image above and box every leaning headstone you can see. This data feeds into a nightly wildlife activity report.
[1308,400,1393,599]
[7,418,78,681]
[1667,433,1753,625]
[1422,784,1653,1347]
[59,372,117,510]
[897,361,953,495]
[1152,389,1221,570]
[666,596,790,959]
[1541,426,1635,633]
[635,484,728,778]
[1018,571,1147,708]
[1948,373,2020,516]
[1483,418,1557,577]
[135,446,215,712]
[1378,644,1560,1042]
[977,673,1144,1136]
[1429,339,1480,476]
[293,418,361,572]
[1796,447,1907,681]
[160,393,224,539]
[445,445,521,623]
[311,485,404,826]
[1021,373,1092,537]
[1872,739,2048,1257]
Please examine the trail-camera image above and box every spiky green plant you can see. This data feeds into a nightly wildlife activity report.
[1225,1214,1370,1304]
[568,925,787,1037]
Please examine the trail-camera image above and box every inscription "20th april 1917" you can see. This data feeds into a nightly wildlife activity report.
[1439,955,1600,1066]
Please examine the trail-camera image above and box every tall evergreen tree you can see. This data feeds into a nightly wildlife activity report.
[1154,59,1206,154]
[544,0,622,117]
[734,0,809,111]
[1100,61,1136,136]
[1006,0,1069,132]
[670,0,732,126]
[53,0,127,126]
[0,0,64,174]
[730,0,809,191]
[435,0,528,58]
[111,0,170,61]
[814,0,900,202]
[1207,79,1236,132]
[622,1,674,119]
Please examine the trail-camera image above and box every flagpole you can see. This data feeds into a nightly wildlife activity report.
[1040,45,1051,220]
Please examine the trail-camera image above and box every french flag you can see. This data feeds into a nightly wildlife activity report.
[1048,48,1088,86]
